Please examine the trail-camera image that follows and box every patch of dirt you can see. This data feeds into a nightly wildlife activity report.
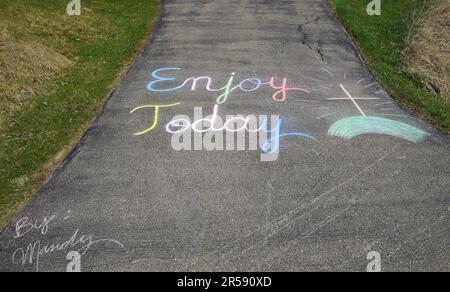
[405,0,450,102]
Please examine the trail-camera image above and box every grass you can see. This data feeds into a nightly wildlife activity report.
[405,0,449,102]
[0,0,159,228]
[331,0,450,132]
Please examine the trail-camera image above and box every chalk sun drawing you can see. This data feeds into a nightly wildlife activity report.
[327,84,429,142]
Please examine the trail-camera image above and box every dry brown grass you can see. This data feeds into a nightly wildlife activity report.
[0,1,110,131]
[0,25,71,130]
[405,0,450,103]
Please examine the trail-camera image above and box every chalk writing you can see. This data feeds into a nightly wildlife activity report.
[14,216,57,239]
[134,68,429,162]
[130,102,181,136]
[166,105,317,161]
[146,68,310,104]
[11,214,124,272]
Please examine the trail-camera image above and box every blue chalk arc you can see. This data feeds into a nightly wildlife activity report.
[328,116,429,143]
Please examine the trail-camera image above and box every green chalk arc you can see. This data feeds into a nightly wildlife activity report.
[328,116,429,143]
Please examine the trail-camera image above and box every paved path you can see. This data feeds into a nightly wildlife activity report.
[1,0,449,272]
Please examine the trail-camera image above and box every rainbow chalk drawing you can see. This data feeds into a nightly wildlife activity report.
[328,116,429,142]
[327,84,429,142]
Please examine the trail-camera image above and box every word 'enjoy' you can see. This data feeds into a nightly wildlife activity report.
[147,68,310,103]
